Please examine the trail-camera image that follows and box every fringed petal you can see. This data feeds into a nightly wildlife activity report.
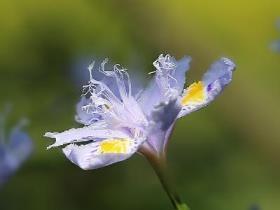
[45,123,130,149]
[138,54,191,116]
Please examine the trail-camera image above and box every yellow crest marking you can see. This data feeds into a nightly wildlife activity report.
[100,138,131,154]
[181,81,205,106]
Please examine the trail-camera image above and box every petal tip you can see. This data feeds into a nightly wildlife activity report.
[220,57,236,71]
[44,132,57,138]
[182,55,192,62]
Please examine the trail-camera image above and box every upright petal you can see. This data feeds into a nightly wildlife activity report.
[137,81,161,117]
[178,57,236,117]
[171,56,192,92]
[138,54,191,116]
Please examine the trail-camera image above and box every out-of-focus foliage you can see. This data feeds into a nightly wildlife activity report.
[0,0,279,210]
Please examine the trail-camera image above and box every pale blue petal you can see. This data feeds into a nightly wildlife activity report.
[75,96,100,125]
[62,142,137,170]
[88,59,143,99]
[137,80,162,116]
[202,57,235,87]
[145,98,181,154]
[171,56,192,91]
[138,55,191,117]
[179,57,236,118]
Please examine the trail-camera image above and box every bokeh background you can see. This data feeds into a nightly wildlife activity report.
[0,0,280,210]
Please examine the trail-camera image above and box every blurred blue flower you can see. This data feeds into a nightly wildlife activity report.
[270,40,280,52]
[0,109,33,187]
[45,54,235,170]
[270,18,280,52]
[249,204,261,210]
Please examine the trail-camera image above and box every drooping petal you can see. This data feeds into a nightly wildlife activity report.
[138,54,191,116]
[143,97,181,154]
[62,137,139,170]
[45,123,131,149]
[178,57,236,117]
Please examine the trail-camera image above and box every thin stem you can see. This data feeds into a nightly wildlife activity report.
[151,156,182,209]
[140,148,190,210]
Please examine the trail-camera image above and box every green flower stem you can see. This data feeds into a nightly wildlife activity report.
[140,149,190,210]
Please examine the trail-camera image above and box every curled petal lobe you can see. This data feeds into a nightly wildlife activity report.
[179,57,236,117]
[202,57,235,87]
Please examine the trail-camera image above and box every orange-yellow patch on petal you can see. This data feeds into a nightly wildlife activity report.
[100,139,131,154]
[181,81,205,106]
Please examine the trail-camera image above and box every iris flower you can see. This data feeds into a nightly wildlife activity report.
[0,108,33,187]
[45,54,235,209]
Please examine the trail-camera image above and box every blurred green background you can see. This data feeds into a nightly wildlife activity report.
[0,0,280,210]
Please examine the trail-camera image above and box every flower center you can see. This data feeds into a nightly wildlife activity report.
[100,138,131,154]
[181,81,205,106]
